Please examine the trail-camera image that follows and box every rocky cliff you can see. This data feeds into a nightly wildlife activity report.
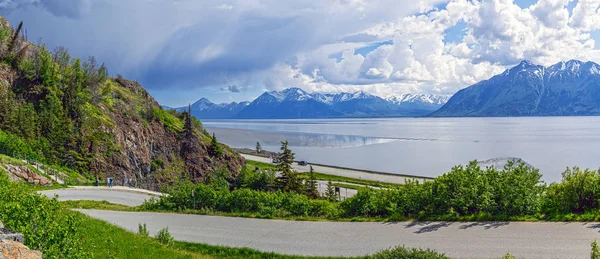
[0,16,244,184]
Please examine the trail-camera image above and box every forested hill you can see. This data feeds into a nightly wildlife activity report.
[0,16,244,183]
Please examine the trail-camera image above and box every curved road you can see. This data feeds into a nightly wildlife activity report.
[40,187,156,206]
[43,188,600,258]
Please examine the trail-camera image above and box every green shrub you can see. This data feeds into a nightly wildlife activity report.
[371,246,450,259]
[592,239,600,259]
[156,227,175,247]
[0,169,89,258]
[544,167,600,214]
[138,223,149,237]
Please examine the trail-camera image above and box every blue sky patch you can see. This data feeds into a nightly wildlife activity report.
[444,21,467,43]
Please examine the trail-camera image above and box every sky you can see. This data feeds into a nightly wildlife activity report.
[2,0,600,107]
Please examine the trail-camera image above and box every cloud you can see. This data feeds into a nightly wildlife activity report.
[4,0,600,105]
[221,85,244,93]
[215,4,233,10]
[0,0,91,18]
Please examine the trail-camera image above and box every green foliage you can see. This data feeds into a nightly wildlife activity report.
[0,129,41,160]
[139,222,150,237]
[325,180,337,202]
[153,107,184,133]
[592,239,600,259]
[544,167,600,214]
[0,169,89,258]
[209,133,223,157]
[235,166,276,191]
[142,182,340,219]
[370,246,449,259]
[305,166,319,198]
[156,227,175,247]
[276,140,301,192]
[151,158,165,172]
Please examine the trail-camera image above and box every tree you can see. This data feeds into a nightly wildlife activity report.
[305,166,319,198]
[209,132,222,157]
[256,141,262,153]
[325,180,337,202]
[276,140,301,192]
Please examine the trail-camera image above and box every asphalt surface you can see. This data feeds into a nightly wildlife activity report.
[78,209,600,259]
[45,188,600,258]
[40,188,154,206]
[242,154,423,185]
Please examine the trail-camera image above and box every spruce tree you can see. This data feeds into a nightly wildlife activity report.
[325,180,337,202]
[276,140,300,192]
[210,132,222,157]
[306,165,319,198]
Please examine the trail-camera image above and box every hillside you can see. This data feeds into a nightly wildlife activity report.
[0,16,244,184]
[173,88,448,119]
[430,60,600,117]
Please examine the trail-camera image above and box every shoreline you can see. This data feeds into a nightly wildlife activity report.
[235,148,433,184]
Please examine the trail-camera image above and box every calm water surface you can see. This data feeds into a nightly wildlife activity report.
[204,117,600,183]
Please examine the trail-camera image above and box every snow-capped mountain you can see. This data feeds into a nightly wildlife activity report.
[430,60,600,117]
[170,98,250,119]
[174,88,449,119]
[387,94,450,105]
[236,87,448,119]
[386,94,450,115]
[236,88,342,119]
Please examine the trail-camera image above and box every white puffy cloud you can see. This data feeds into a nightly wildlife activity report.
[266,0,600,97]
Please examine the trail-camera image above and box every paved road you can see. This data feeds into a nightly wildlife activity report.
[243,154,424,185]
[40,188,154,206]
[78,209,600,259]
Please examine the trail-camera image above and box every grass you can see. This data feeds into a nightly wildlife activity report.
[74,211,211,259]
[153,107,184,133]
[173,241,367,259]
[63,200,136,211]
[246,160,400,188]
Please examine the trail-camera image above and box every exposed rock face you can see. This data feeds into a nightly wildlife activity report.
[91,79,245,183]
[1,165,52,186]
[0,240,42,259]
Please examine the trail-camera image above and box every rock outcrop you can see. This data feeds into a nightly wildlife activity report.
[0,224,41,259]
[1,165,52,186]
[0,240,42,259]
[90,79,245,183]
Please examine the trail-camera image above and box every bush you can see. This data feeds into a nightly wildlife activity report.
[138,223,149,237]
[156,227,175,247]
[0,169,89,258]
[371,246,450,259]
[544,167,600,214]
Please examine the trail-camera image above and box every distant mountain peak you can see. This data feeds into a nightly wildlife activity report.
[431,59,600,117]
[388,93,449,105]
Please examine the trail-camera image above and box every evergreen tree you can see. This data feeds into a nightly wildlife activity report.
[209,132,222,157]
[256,141,261,153]
[325,180,337,202]
[306,165,319,198]
[276,140,301,192]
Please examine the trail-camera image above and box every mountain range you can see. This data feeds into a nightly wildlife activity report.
[431,60,600,116]
[172,89,449,119]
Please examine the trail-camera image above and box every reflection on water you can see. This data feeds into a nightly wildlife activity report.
[204,117,600,182]
[206,127,394,148]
